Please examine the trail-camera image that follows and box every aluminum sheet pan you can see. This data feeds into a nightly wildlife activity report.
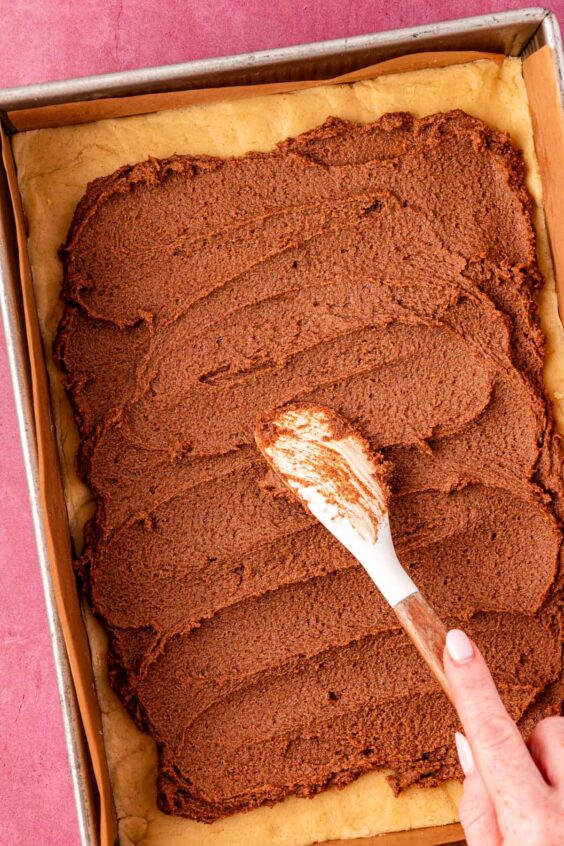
[0,8,562,845]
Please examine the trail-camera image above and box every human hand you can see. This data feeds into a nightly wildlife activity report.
[444,628,564,846]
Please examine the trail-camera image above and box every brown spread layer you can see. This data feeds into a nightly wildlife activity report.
[54,111,564,823]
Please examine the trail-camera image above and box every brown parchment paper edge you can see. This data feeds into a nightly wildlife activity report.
[0,129,117,846]
[524,47,564,316]
[8,50,503,131]
[4,45,564,846]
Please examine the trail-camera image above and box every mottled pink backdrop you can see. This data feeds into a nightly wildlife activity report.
[0,2,562,844]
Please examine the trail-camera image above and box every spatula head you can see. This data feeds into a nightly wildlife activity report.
[255,403,389,545]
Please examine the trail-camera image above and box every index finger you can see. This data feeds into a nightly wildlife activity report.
[444,629,545,821]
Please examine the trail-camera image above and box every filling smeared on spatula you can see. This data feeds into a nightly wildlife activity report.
[255,403,389,544]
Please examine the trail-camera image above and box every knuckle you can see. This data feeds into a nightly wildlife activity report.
[471,711,518,754]
[533,715,564,741]
[529,715,564,763]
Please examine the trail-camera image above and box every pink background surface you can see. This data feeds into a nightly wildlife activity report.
[0,2,563,844]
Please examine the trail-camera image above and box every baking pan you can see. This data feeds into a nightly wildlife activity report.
[0,8,563,846]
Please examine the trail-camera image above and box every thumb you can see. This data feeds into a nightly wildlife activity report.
[455,732,501,846]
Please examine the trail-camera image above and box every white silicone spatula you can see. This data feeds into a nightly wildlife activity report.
[255,402,451,702]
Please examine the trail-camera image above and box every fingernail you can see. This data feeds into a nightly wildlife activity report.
[455,732,475,777]
[446,629,474,664]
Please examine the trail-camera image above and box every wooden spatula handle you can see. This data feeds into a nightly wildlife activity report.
[394,590,451,703]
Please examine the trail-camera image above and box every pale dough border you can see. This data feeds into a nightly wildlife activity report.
[12,57,564,846]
